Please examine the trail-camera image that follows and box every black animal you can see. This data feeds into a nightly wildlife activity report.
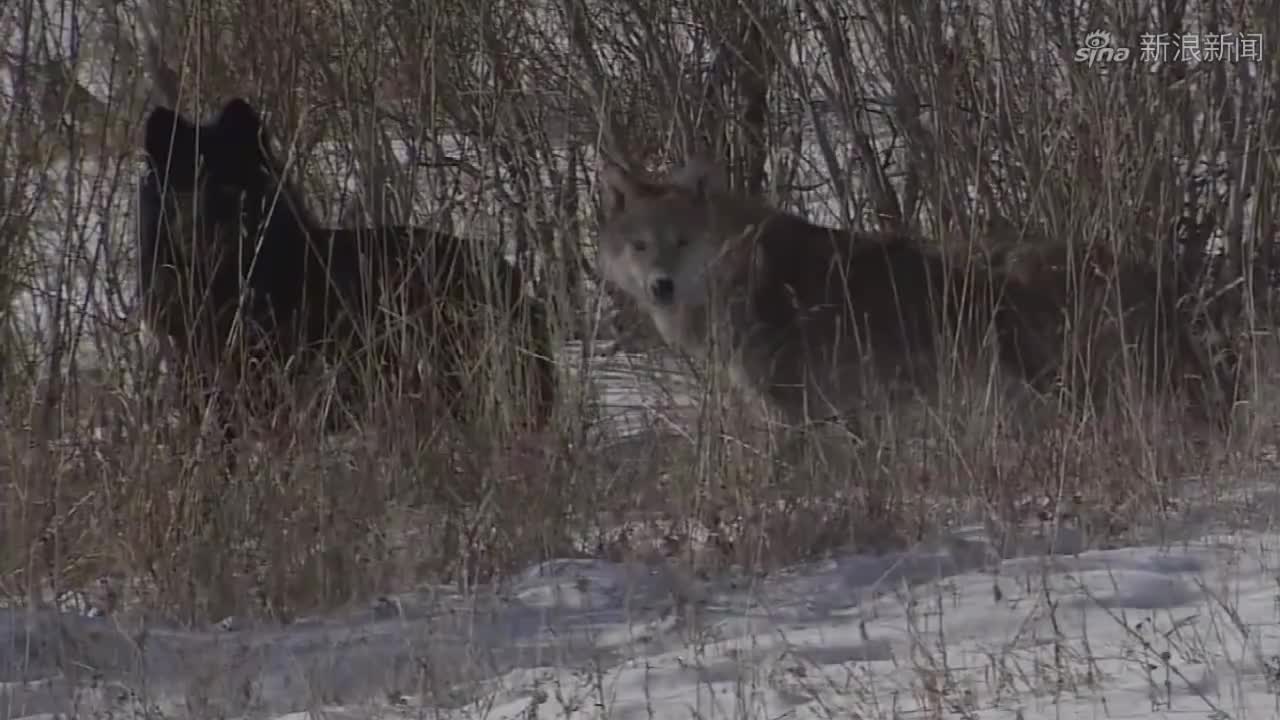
[137,98,557,437]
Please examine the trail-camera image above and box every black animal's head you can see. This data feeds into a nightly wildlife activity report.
[142,98,276,226]
[137,98,289,352]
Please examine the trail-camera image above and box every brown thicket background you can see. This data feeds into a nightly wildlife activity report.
[1,0,1277,626]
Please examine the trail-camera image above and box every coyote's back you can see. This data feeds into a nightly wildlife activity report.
[992,241,1236,427]
[596,159,995,427]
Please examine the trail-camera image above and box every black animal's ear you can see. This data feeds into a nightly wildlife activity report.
[212,98,271,185]
[671,156,726,199]
[143,105,200,188]
[217,98,263,145]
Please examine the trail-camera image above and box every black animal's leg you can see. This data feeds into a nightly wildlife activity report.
[170,376,237,536]
[519,297,558,431]
[203,383,239,478]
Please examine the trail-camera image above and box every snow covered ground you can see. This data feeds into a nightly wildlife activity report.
[7,511,1280,719]
[3,347,1280,720]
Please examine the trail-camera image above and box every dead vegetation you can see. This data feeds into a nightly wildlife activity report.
[0,0,1277,631]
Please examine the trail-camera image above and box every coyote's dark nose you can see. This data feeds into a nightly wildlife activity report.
[650,276,675,304]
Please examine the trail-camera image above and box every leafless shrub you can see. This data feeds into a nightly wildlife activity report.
[0,0,1274,637]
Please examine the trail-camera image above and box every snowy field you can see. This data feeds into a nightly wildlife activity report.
[6,500,1280,718]
[4,348,1280,720]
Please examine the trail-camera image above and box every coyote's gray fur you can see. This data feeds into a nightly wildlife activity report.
[596,158,998,429]
[992,241,1235,427]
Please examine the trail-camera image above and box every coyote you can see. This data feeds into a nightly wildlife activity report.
[596,158,997,430]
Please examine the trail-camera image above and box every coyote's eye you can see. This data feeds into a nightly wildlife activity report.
[676,237,690,249]
[631,239,647,253]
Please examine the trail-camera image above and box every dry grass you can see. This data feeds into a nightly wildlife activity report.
[0,0,1275,658]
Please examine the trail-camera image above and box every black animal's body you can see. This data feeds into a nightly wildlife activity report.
[138,98,556,435]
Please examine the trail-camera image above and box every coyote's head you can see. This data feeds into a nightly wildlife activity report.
[596,159,746,315]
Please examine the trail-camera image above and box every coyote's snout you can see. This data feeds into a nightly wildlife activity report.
[607,231,699,311]
[596,158,996,428]
[649,275,675,305]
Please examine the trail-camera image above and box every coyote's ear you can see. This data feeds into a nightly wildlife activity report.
[600,160,642,218]
[671,156,726,199]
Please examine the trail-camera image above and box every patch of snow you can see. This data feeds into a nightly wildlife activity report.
[560,340,701,440]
